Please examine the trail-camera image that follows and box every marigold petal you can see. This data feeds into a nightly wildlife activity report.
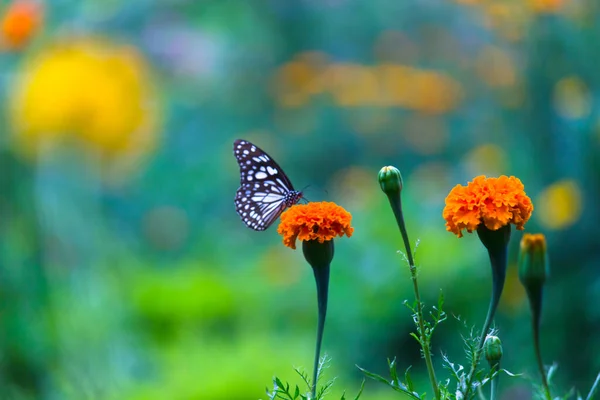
[442,175,533,238]
[277,201,353,249]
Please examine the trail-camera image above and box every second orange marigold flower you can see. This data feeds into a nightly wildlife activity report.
[277,201,353,249]
[443,175,533,238]
[1,0,42,50]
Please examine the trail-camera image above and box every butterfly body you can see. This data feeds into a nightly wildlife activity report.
[233,139,302,231]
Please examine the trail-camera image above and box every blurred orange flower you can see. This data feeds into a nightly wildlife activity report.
[443,175,533,238]
[277,202,354,249]
[530,0,563,13]
[0,0,42,50]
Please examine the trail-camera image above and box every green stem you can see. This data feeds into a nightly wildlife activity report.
[311,263,330,399]
[586,371,600,400]
[464,240,507,400]
[387,195,440,400]
[490,364,499,400]
[528,286,551,400]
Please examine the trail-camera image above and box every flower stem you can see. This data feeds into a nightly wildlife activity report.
[464,239,508,400]
[490,367,499,400]
[533,322,551,400]
[527,285,551,400]
[586,371,600,400]
[311,263,330,399]
[387,195,440,400]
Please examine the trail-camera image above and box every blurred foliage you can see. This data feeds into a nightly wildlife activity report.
[0,0,599,399]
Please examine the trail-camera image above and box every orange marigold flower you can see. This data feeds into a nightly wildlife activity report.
[443,175,533,238]
[1,0,43,50]
[277,201,353,249]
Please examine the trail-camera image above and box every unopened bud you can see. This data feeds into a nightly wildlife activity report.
[518,233,549,288]
[378,166,403,197]
[484,335,503,368]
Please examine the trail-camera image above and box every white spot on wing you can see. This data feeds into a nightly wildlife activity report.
[255,172,267,179]
[252,193,284,203]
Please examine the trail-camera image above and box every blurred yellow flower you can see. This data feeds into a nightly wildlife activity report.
[553,76,591,120]
[271,51,328,108]
[409,71,463,113]
[535,180,582,230]
[326,63,379,107]
[10,37,160,165]
[271,56,463,114]
[463,144,508,178]
[454,0,483,4]
[0,0,42,51]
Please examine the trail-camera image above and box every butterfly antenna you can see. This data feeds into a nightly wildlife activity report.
[300,184,312,203]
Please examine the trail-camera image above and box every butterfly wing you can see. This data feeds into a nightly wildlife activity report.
[233,139,298,231]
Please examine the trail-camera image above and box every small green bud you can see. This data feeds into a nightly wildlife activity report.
[518,233,549,287]
[378,166,403,196]
[484,335,503,368]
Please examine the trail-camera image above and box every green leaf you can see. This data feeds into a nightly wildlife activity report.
[294,367,312,390]
[316,379,335,400]
[266,385,277,400]
[405,366,415,392]
[275,378,286,391]
[409,332,421,345]
[499,369,522,378]
[547,363,558,382]
[388,358,399,382]
[357,365,421,399]
[353,379,365,400]
[357,366,393,386]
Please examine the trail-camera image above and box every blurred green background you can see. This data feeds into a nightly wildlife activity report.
[0,0,599,399]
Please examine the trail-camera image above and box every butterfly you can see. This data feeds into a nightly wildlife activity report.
[233,139,303,231]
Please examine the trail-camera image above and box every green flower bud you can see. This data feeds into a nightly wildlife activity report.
[484,335,503,368]
[518,233,549,287]
[378,166,403,197]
